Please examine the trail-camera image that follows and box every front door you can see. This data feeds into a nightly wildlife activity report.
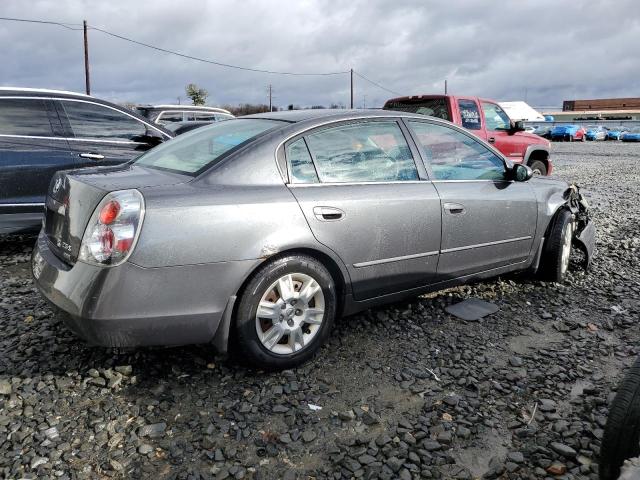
[56,99,162,168]
[285,119,442,300]
[480,101,524,163]
[405,120,537,279]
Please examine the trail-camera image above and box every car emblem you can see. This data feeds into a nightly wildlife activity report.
[53,177,63,194]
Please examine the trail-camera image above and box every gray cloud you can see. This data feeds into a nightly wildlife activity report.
[1,0,638,109]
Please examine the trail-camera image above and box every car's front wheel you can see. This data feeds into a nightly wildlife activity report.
[539,209,573,283]
[234,254,336,369]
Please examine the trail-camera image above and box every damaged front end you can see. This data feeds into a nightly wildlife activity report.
[565,184,595,268]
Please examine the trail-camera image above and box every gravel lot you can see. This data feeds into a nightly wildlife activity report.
[1,142,639,480]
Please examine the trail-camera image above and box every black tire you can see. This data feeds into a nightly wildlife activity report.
[528,160,547,176]
[539,209,573,282]
[567,134,573,142]
[600,356,640,480]
[234,254,337,370]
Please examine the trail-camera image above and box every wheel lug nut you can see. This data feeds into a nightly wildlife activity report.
[295,309,302,316]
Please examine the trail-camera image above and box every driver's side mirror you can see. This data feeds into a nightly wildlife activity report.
[132,130,165,147]
[509,120,525,134]
[512,163,533,182]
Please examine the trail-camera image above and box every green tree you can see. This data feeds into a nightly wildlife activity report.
[185,84,208,106]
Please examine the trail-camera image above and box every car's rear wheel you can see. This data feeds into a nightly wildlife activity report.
[528,160,547,176]
[539,209,573,283]
[234,254,336,369]
[599,355,640,480]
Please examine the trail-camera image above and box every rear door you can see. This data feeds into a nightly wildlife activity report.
[56,99,166,167]
[480,101,524,162]
[0,97,76,225]
[285,119,442,300]
[454,97,487,141]
[405,119,537,278]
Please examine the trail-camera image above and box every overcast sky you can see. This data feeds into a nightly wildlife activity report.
[1,0,639,109]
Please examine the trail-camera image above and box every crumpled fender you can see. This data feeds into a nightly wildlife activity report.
[565,184,595,268]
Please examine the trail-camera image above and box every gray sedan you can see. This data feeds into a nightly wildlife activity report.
[32,110,594,369]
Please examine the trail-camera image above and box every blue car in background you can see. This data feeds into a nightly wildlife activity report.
[532,125,552,139]
[621,127,640,142]
[607,126,629,140]
[550,124,586,141]
[585,125,608,141]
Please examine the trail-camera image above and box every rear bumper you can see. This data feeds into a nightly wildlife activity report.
[32,232,258,347]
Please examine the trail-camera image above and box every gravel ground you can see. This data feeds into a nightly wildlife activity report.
[1,142,639,480]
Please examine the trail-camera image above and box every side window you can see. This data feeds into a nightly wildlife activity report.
[158,111,184,123]
[408,121,505,181]
[286,138,319,184]
[0,98,55,136]
[458,100,482,130]
[61,101,147,141]
[482,102,511,131]
[304,121,418,183]
[193,112,216,121]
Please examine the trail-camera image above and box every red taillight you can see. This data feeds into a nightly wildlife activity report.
[115,236,133,253]
[79,190,144,266]
[99,200,120,225]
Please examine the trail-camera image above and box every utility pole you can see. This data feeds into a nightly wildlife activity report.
[350,69,354,109]
[444,79,447,95]
[268,84,272,112]
[362,95,367,109]
[83,20,90,95]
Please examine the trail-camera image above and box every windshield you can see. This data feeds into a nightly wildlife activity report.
[135,119,284,174]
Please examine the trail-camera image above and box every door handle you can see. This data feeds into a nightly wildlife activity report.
[313,206,345,221]
[79,153,105,160]
[443,202,466,215]
[487,137,496,144]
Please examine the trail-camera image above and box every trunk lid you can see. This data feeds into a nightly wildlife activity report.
[44,164,188,264]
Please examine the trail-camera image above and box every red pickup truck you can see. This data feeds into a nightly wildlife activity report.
[383,95,552,175]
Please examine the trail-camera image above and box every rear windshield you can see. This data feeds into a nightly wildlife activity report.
[134,119,283,174]
[384,98,451,121]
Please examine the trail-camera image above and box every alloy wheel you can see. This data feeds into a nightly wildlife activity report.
[255,273,325,355]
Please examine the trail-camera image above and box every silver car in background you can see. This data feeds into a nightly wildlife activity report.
[31,110,594,369]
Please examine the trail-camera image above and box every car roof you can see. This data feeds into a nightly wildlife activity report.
[138,105,232,114]
[0,87,93,100]
[244,108,426,123]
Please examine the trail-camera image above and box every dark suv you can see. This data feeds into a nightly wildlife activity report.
[0,88,173,234]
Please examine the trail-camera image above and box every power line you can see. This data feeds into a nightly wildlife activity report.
[89,26,350,76]
[353,70,401,96]
[0,16,349,76]
[0,16,404,101]
[0,16,83,30]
